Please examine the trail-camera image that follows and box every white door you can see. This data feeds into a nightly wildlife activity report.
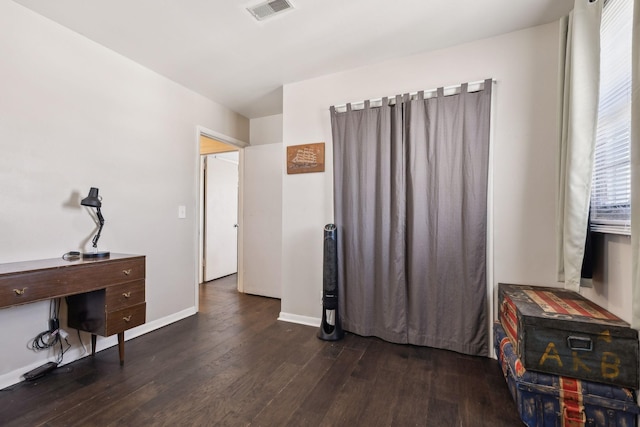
[204,154,238,281]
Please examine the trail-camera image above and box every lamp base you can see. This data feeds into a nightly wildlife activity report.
[82,251,110,259]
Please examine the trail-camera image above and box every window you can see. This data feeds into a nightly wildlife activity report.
[590,0,633,234]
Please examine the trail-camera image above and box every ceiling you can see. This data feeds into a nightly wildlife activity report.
[13,0,573,119]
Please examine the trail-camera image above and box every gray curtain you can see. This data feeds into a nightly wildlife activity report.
[330,80,492,357]
[330,98,407,344]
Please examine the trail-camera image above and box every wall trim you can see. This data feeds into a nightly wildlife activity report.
[0,307,197,390]
[278,312,321,327]
[196,125,248,149]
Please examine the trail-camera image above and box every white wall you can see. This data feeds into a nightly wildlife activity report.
[280,22,564,322]
[243,115,283,298]
[582,234,632,323]
[250,114,283,146]
[0,1,248,387]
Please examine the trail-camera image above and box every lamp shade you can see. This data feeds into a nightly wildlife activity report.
[81,187,101,208]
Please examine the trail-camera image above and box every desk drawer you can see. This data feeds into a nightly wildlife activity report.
[0,272,63,306]
[106,280,145,311]
[64,258,145,294]
[0,257,145,307]
[105,302,146,336]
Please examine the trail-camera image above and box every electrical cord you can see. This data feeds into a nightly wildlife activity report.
[29,330,58,351]
[56,333,71,365]
[28,298,71,365]
[76,329,87,355]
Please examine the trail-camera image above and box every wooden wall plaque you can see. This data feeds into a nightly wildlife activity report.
[287,143,325,174]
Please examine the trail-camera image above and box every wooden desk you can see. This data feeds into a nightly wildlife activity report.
[0,253,146,365]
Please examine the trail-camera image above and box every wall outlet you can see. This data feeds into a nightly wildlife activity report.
[178,205,186,219]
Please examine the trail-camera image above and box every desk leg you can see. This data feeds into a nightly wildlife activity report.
[91,334,97,356]
[118,332,125,366]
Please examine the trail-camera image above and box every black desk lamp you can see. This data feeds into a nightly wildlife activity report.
[81,187,110,259]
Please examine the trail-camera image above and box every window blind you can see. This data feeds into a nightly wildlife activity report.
[590,0,633,234]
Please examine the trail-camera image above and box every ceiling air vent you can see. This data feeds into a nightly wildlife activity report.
[247,0,294,21]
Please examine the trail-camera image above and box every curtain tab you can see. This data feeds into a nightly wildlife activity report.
[329,106,336,115]
[346,103,352,112]
[437,87,444,98]
[484,78,493,96]
[461,83,469,94]
[395,95,402,105]
[417,91,424,100]
[364,100,370,109]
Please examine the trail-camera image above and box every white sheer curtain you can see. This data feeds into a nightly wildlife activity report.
[557,0,603,292]
[632,0,640,328]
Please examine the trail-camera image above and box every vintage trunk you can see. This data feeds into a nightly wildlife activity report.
[494,322,639,427]
[498,283,639,389]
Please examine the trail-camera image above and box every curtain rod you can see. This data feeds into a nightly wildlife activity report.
[331,79,495,112]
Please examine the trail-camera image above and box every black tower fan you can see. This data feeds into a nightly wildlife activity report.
[318,224,344,341]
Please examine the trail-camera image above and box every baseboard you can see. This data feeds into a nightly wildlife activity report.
[0,306,197,390]
[277,312,321,328]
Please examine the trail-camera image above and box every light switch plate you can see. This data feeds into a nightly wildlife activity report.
[178,205,186,219]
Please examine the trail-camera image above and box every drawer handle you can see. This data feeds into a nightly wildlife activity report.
[123,315,132,323]
[123,269,132,276]
[13,287,27,296]
[567,336,593,352]
[122,292,131,298]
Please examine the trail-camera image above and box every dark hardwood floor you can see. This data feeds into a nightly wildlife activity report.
[0,275,522,426]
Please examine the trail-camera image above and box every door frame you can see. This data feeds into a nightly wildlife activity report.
[195,126,248,309]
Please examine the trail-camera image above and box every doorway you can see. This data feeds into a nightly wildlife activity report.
[197,130,246,295]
